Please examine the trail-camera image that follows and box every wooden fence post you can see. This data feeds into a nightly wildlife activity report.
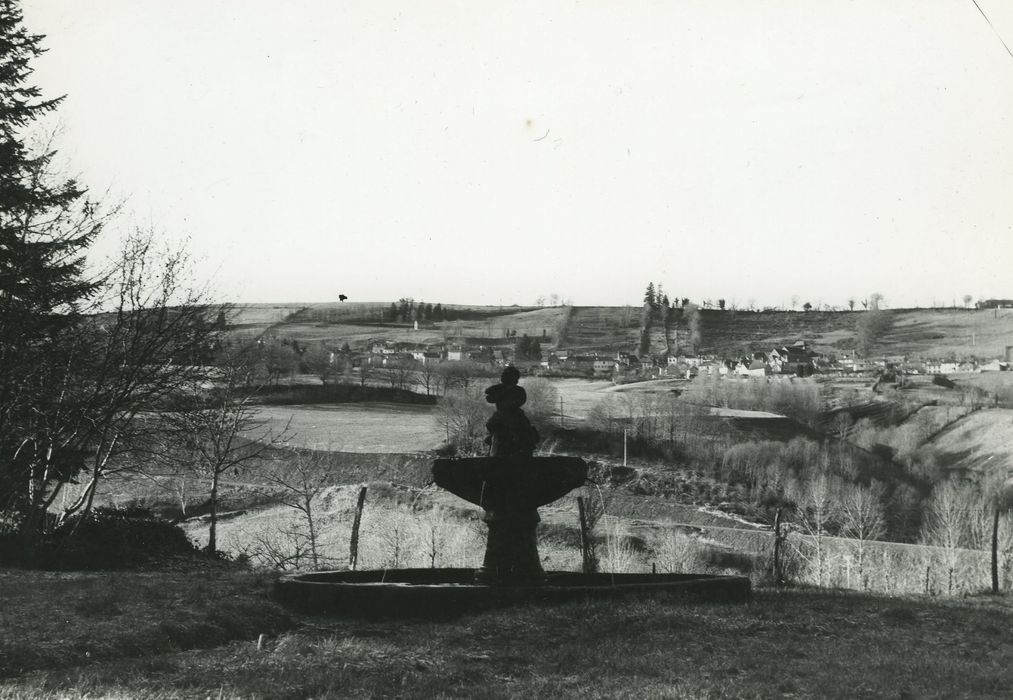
[349,485,368,571]
[772,507,784,587]
[577,496,596,574]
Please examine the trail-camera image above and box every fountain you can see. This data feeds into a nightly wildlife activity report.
[275,368,751,618]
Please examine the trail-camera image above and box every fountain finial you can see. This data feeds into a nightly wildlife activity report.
[483,366,539,458]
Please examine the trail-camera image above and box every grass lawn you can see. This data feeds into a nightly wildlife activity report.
[0,563,293,680]
[3,566,1012,699]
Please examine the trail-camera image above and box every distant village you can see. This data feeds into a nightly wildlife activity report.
[348,337,1013,382]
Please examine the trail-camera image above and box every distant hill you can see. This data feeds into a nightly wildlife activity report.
[226,303,1013,360]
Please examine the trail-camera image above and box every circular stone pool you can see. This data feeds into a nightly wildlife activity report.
[274,568,751,618]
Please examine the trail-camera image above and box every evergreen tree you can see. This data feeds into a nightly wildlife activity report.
[0,2,106,533]
[643,282,656,308]
[0,4,99,338]
[515,334,542,361]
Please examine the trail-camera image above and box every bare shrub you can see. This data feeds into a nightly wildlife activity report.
[523,377,559,432]
[359,507,417,568]
[654,527,701,573]
[599,516,639,573]
[413,506,483,568]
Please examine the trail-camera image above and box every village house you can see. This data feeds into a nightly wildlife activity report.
[370,341,398,355]
[980,359,1010,372]
[697,361,719,376]
[677,354,702,368]
[411,349,443,366]
[925,360,961,374]
[747,359,769,378]
[565,355,597,373]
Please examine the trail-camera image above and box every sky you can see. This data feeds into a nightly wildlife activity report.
[19,0,1013,309]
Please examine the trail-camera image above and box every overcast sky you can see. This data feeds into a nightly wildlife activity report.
[20,1,1013,309]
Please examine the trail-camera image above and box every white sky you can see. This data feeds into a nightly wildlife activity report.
[20,0,1013,308]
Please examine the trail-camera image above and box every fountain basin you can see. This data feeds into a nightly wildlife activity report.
[432,455,588,511]
[274,568,751,618]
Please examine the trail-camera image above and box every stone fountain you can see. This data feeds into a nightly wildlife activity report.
[275,368,750,618]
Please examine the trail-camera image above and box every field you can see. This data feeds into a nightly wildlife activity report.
[954,371,1013,405]
[253,403,444,452]
[250,378,687,435]
[4,566,1013,699]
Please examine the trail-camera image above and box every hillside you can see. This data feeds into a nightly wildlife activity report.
[230,303,569,349]
[922,408,1013,478]
[230,303,1013,360]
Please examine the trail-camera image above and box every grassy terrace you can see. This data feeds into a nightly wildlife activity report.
[2,564,1012,699]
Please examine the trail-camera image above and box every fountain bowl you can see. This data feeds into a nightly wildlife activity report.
[274,568,751,619]
[431,455,588,511]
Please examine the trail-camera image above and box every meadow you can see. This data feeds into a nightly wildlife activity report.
[253,403,444,453]
[4,568,1013,699]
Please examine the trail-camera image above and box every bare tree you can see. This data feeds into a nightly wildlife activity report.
[413,363,440,396]
[261,340,297,385]
[788,470,841,587]
[265,450,332,570]
[384,361,415,391]
[920,479,976,594]
[17,231,221,537]
[839,481,887,586]
[436,386,487,456]
[302,342,337,385]
[164,344,289,554]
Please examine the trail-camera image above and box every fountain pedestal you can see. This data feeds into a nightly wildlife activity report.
[476,508,543,585]
[432,455,587,585]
